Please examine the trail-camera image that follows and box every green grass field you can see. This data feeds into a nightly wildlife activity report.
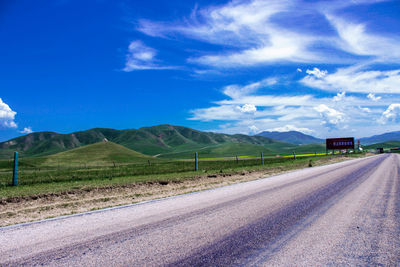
[0,155,289,186]
[156,142,326,159]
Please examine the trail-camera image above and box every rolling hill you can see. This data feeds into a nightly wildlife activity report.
[42,141,154,167]
[256,131,323,145]
[0,124,295,159]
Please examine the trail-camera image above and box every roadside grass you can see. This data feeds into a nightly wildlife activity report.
[0,153,365,199]
[0,157,286,186]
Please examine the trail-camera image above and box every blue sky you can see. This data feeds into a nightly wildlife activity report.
[1,0,400,141]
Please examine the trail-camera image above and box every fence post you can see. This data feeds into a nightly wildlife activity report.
[13,152,18,186]
[195,152,198,171]
[236,156,238,164]
[293,151,296,160]
[261,152,264,165]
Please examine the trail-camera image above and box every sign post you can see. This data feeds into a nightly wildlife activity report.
[195,152,198,171]
[13,152,18,186]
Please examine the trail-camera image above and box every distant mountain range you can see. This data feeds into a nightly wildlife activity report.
[359,131,400,145]
[1,124,400,159]
[256,131,323,145]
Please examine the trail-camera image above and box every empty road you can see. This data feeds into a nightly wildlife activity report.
[1,154,399,266]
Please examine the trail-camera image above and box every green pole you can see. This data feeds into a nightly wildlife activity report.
[195,152,198,171]
[13,152,18,186]
[261,152,264,165]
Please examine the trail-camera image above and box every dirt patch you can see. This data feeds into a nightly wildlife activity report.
[0,156,360,227]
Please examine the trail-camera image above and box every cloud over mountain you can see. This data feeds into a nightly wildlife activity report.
[0,98,17,129]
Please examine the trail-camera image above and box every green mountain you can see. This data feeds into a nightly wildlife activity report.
[42,141,153,167]
[0,130,114,158]
[0,124,297,159]
[256,131,323,145]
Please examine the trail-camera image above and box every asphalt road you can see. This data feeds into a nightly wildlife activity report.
[1,154,399,266]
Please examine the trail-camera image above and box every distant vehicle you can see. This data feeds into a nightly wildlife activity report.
[376,148,384,153]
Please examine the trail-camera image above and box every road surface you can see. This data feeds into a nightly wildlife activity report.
[1,154,399,266]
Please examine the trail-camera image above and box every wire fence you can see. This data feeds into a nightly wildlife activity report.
[0,151,360,187]
[0,155,298,186]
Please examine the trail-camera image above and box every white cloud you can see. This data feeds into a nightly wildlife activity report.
[302,66,400,93]
[314,104,345,129]
[138,0,351,68]
[123,40,173,71]
[236,104,256,113]
[333,92,345,101]
[136,0,400,70]
[218,94,314,107]
[19,127,33,134]
[190,76,400,126]
[0,98,17,128]
[325,14,400,62]
[192,37,316,67]
[139,0,292,46]
[223,78,277,99]
[380,104,400,124]
[249,125,259,134]
[155,0,400,137]
[367,93,381,101]
[266,124,314,134]
[189,105,245,121]
[306,68,328,78]
[358,106,371,113]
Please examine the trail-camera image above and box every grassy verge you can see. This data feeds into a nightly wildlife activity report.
[0,153,365,200]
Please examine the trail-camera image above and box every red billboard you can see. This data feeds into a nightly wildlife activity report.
[326,137,354,150]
